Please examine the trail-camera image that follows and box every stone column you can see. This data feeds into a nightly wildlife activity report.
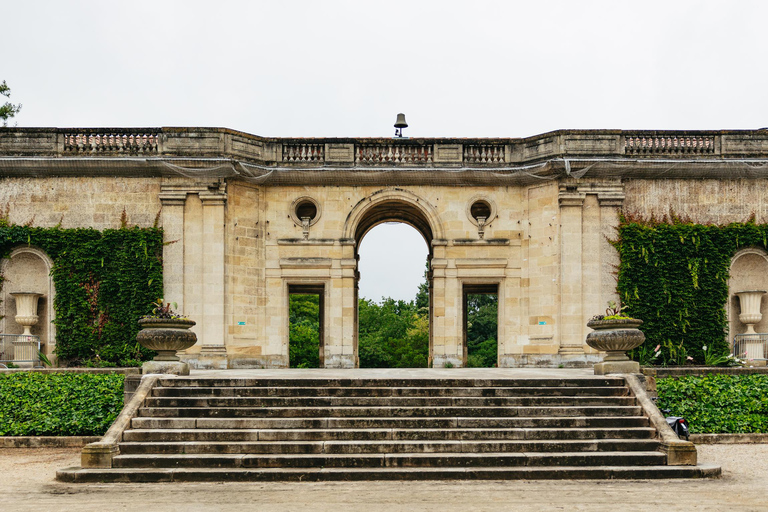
[199,189,227,362]
[558,186,585,357]
[158,190,187,311]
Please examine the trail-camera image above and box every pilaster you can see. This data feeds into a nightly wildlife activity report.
[558,186,585,355]
[199,189,227,355]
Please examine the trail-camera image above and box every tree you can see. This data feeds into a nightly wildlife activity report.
[0,81,22,127]
[289,294,320,368]
[466,294,498,367]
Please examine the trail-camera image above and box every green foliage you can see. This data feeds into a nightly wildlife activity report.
[466,294,498,367]
[0,373,124,436]
[0,224,164,366]
[0,80,22,127]
[616,213,768,365]
[656,374,768,433]
[289,294,320,368]
[359,298,429,368]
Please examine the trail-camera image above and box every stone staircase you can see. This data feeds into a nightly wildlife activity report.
[57,375,720,482]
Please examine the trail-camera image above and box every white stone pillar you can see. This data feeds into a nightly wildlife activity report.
[199,189,227,358]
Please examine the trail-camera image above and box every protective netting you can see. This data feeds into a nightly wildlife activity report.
[3,157,768,185]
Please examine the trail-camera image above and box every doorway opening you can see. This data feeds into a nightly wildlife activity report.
[463,283,498,367]
[288,284,324,368]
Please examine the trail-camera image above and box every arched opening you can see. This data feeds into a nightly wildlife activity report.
[0,247,56,366]
[358,223,430,368]
[729,248,768,360]
[347,193,440,367]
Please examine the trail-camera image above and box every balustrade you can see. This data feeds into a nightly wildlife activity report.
[625,134,716,154]
[62,131,160,154]
[282,144,324,163]
[464,144,505,164]
[356,144,433,164]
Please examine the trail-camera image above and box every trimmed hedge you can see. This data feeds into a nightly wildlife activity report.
[615,213,768,365]
[0,373,124,436]
[656,374,768,433]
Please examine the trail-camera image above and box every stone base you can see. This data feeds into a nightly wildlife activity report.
[432,354,464,368]
[594,360,640,375]
[323,353,356,369]
[142,360,190,376]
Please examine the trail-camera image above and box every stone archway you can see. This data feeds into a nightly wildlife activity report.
[344,189,444,366]
[1,246,56,361]
[728,248,768,344]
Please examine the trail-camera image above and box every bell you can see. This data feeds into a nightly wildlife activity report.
[394,113,408,129]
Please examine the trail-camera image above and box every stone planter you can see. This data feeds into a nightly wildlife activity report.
[136,317,197,375]
[586,318,645,375]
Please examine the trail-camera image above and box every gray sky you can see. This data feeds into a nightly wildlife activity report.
[4,0,767,301]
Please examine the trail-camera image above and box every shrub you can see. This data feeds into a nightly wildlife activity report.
[656,374,768,433]
[0,373,124,436]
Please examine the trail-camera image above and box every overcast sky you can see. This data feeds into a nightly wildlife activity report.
[4,1,767,301]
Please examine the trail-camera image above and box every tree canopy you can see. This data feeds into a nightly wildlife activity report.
[0,81,22,126]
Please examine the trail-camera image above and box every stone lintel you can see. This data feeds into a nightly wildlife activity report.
[453,239,510,246]
[454,258,508,268]
[279,258,333,269]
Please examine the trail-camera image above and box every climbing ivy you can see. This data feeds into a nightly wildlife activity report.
[0,222,163,366]
[614,212,768,365]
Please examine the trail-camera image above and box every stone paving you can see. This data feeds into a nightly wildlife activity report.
[1,444,767,511]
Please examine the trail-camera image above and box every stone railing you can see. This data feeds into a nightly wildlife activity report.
[61,129,161,154]
[624,134,716,155]
[356,143,433,164]
[282,143,324,163]
[7,128,768,165]
[464,144,505,164]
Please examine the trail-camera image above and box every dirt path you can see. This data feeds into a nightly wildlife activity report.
[2,445,767,512]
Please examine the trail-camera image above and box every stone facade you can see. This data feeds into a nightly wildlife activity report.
[2,128,768,367]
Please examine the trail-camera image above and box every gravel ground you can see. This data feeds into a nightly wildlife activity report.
[2,445,767,512]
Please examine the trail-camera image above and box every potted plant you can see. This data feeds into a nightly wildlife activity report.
[586,301,645,375]
[136,299,197,375]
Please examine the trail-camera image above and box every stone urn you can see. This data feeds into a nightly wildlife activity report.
[736,290,766,335]
[586,317,645,375]
[10,292,43,335]
[136,317,197,375]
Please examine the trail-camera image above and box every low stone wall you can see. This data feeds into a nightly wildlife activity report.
[0,437,100,448]
[643,367,768,378]
[0,367,140,375]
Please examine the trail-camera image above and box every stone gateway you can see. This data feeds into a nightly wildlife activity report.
[2,128,768,368]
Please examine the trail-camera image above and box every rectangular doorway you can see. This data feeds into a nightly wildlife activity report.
[288,284,325,368]
[462,283,498,367]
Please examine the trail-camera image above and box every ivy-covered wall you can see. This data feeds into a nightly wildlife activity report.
[0,221,163,366]
[614,213,768,365]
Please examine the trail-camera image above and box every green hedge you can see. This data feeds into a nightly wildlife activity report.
[615,214,768,365]
[656,374,768,433]
[0,222,164,366]
[0,373,125,436]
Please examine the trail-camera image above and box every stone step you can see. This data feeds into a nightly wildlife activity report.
[137,405,644,418]
[111,451,668,469]
[122,426,656,442]
[156,378,626,389]
[130,415,651,431]
[151,386,630,398]
[57,465,723,483]
[142,396,636,408]
[117,439,661,455]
